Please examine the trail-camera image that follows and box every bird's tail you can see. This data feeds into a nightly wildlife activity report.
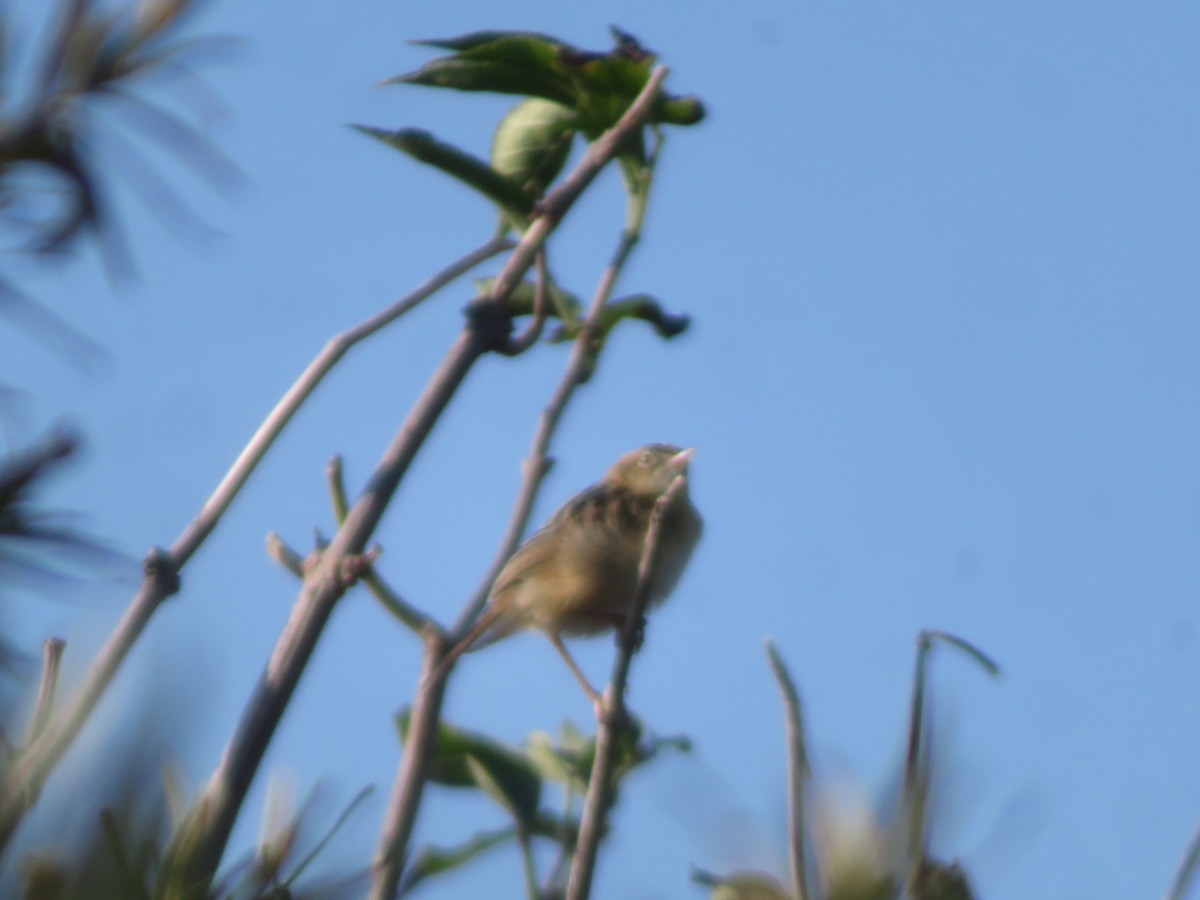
[424,602,513,689]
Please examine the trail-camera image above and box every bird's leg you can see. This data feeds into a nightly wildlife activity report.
[548,632,604,712]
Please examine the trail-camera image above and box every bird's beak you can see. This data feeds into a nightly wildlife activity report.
[668,447,695,472]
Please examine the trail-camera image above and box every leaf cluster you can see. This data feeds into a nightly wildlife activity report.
[0,0,231,264]
[359,27,704,230]
[396,711,689,896]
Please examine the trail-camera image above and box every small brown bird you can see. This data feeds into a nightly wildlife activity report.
[440,444,702,703]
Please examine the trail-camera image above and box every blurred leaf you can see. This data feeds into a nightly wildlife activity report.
[387,29,705,139]
[692,868,792,900]
[491,98,576,198]
[401,827,517,894]
[0,0,233,277]
[0,431,118,624]
[385,58,574,107]
[657,94,706,126]
[923,630,1001,678]
[551,293,690,343]
[415,31,565,55]
[353,126,535,222]
[464,755,540,832]
[394,709,542,803]
[912,858,974,900]
[525,731,583,793]
[280,785,374,889]
[473,276,582,330]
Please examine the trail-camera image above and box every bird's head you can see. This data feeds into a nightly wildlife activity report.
[607,443,695,497]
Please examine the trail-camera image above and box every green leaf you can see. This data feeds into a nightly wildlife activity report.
[491,98,577,196]
[403,827,517,891]
[655,94,706,126]
[385,58,576,107]
[526,731,586,793]
[692,870,793,900]
[394,710,543,807]
[473,277,582,328]
[353,125,535,221]
[551,293,689,342]
[464,754,541,831]
[913,859,975,900]
[392,29,705,138]
[415,31,564,61]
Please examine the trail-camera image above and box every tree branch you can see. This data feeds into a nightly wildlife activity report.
[173,234,513,562]
[24,638,66,747]
[565,473,687,900]
[162,326,485,895]
[764,639,811,900]
[0,235,509,859]
[371,67,675,900]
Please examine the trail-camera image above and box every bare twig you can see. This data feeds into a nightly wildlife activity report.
[902,632,933,875]
[162,327,484,895]
[37,0,90,101]
[0,237,509,858]
[1166,821,1200,900]
[565,473,687,900]
[373,68,675,900]
[266,532,306,577]
[370,630,450,900]
[482,66,668,310]
[516,827,539,900]
[901,630,1000,893]
[326,455,430,632]
[326,456,351,522]
[451,113,664,637]
[174,234,513,562]
[764,639,811,900]
[24,639,66,747]
[501,249,550,356]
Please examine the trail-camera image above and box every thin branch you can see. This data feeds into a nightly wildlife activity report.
[326,456,351,522]
[173,234,513,563]
[0,236,508,859]
[516,827,539,900]
[0,560,177,852]
[370,630,450,900]
[902,631,933,883]
[544,787,577,896]
[565,474,687,900]
[451,116,663,638]
[764,639,811,900]
[37,0,90,102]
[282,785,375,888]
[501,249,550,356]
[24,638,66,747]
[266,532,306,577]
[901,630,1000,894]
[481,66,668,312]
[1166,821,1200,900]
[162,327,484,896]
[369,67,674,900]
[326,455,430,633]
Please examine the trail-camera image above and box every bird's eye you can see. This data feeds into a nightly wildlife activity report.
[638,451,655,467]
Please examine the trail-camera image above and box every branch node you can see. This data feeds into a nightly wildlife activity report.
[25,638,66,747]
[464,295,515,354]
[339,547,381,589]
[143,547,181,598]
[266,533,306,577]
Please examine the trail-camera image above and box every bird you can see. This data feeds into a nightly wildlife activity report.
[437,443,702,704]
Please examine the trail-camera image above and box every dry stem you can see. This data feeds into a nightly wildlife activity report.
[0,236,507,857]
[370,67,673,900]
[565,473,687,900]
[765,639,811,900]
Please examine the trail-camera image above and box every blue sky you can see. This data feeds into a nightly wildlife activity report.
[4,1,1200,898]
